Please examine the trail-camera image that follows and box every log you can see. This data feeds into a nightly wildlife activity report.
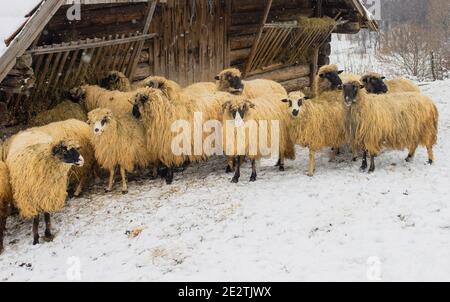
[230,34,256,50]
[230,48,251,64]
[232,8,313,26]
[133,62,151,81]
[232,0,310,13]
[280,76,311,92]
[246,64,310,82]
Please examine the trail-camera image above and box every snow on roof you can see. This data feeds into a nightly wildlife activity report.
[0,0,42,55]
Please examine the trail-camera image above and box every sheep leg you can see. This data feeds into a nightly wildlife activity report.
[32,215,40,245]
[120,166,128,194]
[225,157,235,173]
[278,156,285,171]
[93,163,101,184]
[231,156,242,183]
[73,180,83,197]
[405,145,418,162]
[150,165,158,179]
[43,212,54,242]
[307,150,315,177]
[427,146,434,165]
[368,155,376,173]
[360,151,368,171]
[250,159,257,182]
[165,167,174,185]
[329,148,338,162]
[106,167,115,192]
[0,213,7,254]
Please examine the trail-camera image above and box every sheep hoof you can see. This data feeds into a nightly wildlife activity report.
[165,179,173,185]
[122,190,128,195]
[405,156,412,162]
[33,238,39,245]
[225,166,232,173]
[231,177,239,183]
[307,172,313,177]
[352,157,357,162]
[368,168,375,173]
[105,188,112,193]
[43,235,54,242]
[279,165,285,171]
[428,159,433,165]
[249,174,257,182]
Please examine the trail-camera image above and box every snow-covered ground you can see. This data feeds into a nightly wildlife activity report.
[0,78,449,282]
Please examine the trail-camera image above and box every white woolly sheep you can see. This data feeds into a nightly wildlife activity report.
[87,108,149,194]
[342,79,438,172]
[361,72,420,94]
[222,93,295,182]
[215,68,287,98]
[6,140,84,245]
[281,91,347,176]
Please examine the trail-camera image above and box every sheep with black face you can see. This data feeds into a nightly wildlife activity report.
[342,79,438,172]
[361,72,420,95]
[99,71,132,92]
[5,140,84,247]
[314,64,344,97]
[215,68,287,98]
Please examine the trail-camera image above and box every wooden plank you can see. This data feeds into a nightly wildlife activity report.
[27,34,157,55]
[0,0,66,83]
[129,0,157,81]
[243,0,273,77]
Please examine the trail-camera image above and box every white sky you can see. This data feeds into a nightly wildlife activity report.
[0,0,41,54]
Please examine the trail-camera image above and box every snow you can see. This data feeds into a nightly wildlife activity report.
[0,78,448,281]
[0,1,41,55]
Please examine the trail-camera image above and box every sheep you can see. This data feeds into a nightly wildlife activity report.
[87,108,149,194]
[361,72,420,94]
[99,71,132,92]
[342,79,438,172]
[69,85,148,115]
[6,140,84,245]
[133,76,183,100]
[0,161,12,254]
[222,94,296,182]
[4,120,96,197]
[314,64,344,97]
[132,87,231,184]
[215,68,287,98]
[281,91,348,176]
[29,100,87,127]
[183,82,217,97]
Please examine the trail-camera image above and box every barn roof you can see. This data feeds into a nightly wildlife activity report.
[0,0,378,84]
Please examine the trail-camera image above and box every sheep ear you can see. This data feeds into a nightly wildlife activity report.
[338,70,344,74]
[245,100,255,109]
[281,99,289,103]
[381,76,386,80]
[319,73,325,78]
[214,75,220,81]
[360,84,365,89]
[304,96,311,100]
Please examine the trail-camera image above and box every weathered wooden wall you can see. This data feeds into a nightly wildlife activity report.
[135,0,227,86]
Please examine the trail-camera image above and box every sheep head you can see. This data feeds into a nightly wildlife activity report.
[215,68,244,95]
[361,72,388,94]
[68,87,86,103]
[342,81,365,107]
[132,88,165,120]
[99,71,124,91]
[317,64,344,92]
[281,91,309,118]
[87,108,114,135]
[52,141,84,167]
[223,98,255,127]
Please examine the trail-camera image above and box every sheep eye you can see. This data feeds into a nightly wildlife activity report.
[101,118,108,125]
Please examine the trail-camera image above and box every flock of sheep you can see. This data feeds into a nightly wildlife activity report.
[0,64,438,254]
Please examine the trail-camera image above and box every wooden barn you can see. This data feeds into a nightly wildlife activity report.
[0,0,377,128]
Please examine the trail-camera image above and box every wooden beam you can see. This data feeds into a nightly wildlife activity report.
[243,0,273,77]
[310,0,323,92]
[26,34,157,55]
[128,0,157,80]
[0,0,66,84]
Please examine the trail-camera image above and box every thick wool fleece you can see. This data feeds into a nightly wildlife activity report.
[361,72,420,94]
[88,108,149,172]
[7,142,73,219]
[30,100,87,127]
[222,94,295,160]
[346,83,438,157]
[133,76,183,101]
